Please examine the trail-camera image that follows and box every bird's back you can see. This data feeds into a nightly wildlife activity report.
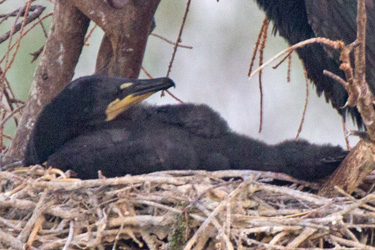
[45,104,347,180]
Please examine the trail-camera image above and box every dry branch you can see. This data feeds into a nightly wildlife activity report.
[1,168,375,249]
[3,1,90,164]
[319,0,375,197]
[72,0,161,77]
[250,0,375,197]
[0,5,46,44]
[319,139,375,197]
[2,0,161,164]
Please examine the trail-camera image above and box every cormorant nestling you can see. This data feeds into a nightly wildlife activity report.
[254,0,375,128]
[24,75,347,180]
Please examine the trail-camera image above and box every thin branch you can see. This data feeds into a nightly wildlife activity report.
[166,0,191,77]
[353,0,375,140]
[341,116,351,150]
[141,67,183,103]
[0,103,25,127]
[323,69,348,88]
[287,54,292,82]
[38,16,49,38]
[0,12,53,65]
[248,17,269,76]
[296,65,309,139]
[0,5,46,44]
[84,23,97,46]
[319,0,375,198]
[272,50,293,70]
[257,18,269,133]
[3,1,90,164]
[249,37,342,79]
[184,179,250,250]
[151,33,193,49]
[141,66,153,79]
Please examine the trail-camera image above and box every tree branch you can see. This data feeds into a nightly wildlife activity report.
[0,5,46,44]
[319,138,375,197]
[318,0,375,197]
[2,1,90,164]
[72,0,161,78]
[2,0,162,165]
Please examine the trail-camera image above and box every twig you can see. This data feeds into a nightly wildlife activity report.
[342,116,351,150]
[272,50,293,70]
[319,0,375,197]
[0,228,24,249]
[0,103,25,127]
[2,169,375,248]
[26,215,45,246]
[1,1,32,79]
[17,189,48,242]
[84,23,97,45]
[165,89,183,103]
[330,235,375,249]
[0,12,53,65]
[353,0,375,141]
[0,194,81,219]
[0,5,45,44]
[259,183,329,205]
[248,17,269,76]
[257,18,269,133]
[141,66,153,79]
[140,67,184,103]
[287,227,316,248]
[108,215,173,228]
[151,33,193,49]
[62,221,74,250]
[296,65,309,139]
[184,179,249,250]
[195,203,234,250]
[166,0,191,77]
[287,53,292,82]
[29,46,44,63]
[249,37,341,79]
[323,69,348,88]
[26,174,193,190]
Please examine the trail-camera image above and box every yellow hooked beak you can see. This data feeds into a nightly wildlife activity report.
[105,77,175,121]
[106,93,153,121]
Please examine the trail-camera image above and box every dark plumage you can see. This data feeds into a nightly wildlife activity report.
[24,75,175,167]
[254,0,375,128]
[24,75,347,180]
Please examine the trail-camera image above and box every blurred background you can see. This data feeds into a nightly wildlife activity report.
[0,0,359,148]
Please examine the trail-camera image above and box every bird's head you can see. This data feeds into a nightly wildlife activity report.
[25,75,175,165]
[50,75,175,125]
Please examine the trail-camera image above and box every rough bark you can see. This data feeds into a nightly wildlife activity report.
[319,139,375,197]
[2,1,90,165]
[2,0,161,165]
[73,0,160,78]
[319,0,375,197]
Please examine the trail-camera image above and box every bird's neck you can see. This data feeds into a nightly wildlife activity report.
[26,123,69,165]
[26,103,85,164]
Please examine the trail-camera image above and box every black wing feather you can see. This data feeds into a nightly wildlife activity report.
[255,0,365,127]
[306,0,375,95]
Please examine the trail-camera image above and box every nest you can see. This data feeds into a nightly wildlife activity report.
[1,166,375,250]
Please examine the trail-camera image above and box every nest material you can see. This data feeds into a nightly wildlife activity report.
[1,166,375,250]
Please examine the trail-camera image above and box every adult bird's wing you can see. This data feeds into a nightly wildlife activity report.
[254,0,361,126]
[305,0,375,94]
